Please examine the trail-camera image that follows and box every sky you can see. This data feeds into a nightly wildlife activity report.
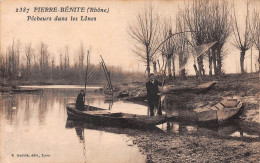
[0,0,259,74]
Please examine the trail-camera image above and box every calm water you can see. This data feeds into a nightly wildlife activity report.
[0,87,147,163]
[1,85,259,163]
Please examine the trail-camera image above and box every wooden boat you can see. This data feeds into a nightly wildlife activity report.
[11,88,42,93]
[126,81,217,101]
[195,97,242,123]
[117,90,129,98]
[162,81,217,94]
[0,86,11,92]
[104,90,129,99]
[66,103,169,128]
[104,89,113,95]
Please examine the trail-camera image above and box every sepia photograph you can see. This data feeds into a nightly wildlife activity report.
[0,0,259,162]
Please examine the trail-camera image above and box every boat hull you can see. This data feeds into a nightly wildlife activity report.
[195,97,242,123]
[66,103,168,128]
[11,89,42,93]
[163,81,217,94]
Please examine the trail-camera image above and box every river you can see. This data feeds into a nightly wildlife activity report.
[0,86,147,163]
[1,85,259,163]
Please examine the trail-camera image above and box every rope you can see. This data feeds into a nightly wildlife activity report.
[86,64,102,82]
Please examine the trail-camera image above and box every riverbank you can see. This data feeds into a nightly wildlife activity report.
[1,72,259,162]
[129,128,260,162]
[128,72,259,162]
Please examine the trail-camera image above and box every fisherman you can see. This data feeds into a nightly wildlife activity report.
[76,90,85,111]
[146,73,162,116]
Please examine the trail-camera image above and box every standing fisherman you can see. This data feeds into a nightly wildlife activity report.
[146,73,162,116]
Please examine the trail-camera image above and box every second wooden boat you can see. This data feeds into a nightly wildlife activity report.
[162,81,217,94]
[194,97,242,123]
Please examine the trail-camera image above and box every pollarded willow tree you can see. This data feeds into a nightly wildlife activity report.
[175,11,190,80]
[232,0,253,73]
[251,4,260,70]
[180,0,231,77]
[129,4,161,77]
[159,18,176,78]
[182,0,212,78]
[207,0,232,76]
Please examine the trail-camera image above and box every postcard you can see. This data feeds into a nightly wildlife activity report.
[0,0,259,163]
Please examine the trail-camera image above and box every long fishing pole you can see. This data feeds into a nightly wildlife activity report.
[157,56,168,115]
[150,31,195,57]
[100,55,113,92]
[84,50,90,103]
[86,63,102,82]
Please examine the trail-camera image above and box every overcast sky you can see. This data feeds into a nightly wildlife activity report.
[0,0,259,74]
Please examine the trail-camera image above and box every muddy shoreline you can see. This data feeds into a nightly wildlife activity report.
[126,73,259,162]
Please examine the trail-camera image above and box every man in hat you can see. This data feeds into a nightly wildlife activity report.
[146,73,162,116]
[76,90,85,111]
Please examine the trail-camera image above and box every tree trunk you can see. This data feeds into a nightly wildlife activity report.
[180,69,186,80]
[258,50,260,64]
[258,50,260,72]
[212,49,217,76]
[208,50,212,77]
[216,48,222,76]
[202,55,205,76]
[167,56,172,77]
[179,52,186,80]
[146,46,150,77]
[240,50,246,73]
[193,64,199,79]
[153,61,157,73]
[197,56,203,78]
[171,55,175,79]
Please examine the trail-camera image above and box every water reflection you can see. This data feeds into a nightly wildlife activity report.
[75,127,87,163]
[230,131,259,138]
[157,120,260,139]
[0,88,146,163]
[66,118,146,163]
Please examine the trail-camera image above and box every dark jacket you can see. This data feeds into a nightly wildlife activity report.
[146,80,162,101]
[76,93,84,106]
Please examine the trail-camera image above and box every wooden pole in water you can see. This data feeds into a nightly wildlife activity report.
[157,57,168,115]
[84,50,90,103]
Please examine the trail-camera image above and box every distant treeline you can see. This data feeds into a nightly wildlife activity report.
[0,40,145,86]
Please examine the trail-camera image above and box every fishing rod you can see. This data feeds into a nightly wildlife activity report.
[150,31,195,57]
[100,55,113,92]
[84,50,90,103]
[86,63,102,82]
